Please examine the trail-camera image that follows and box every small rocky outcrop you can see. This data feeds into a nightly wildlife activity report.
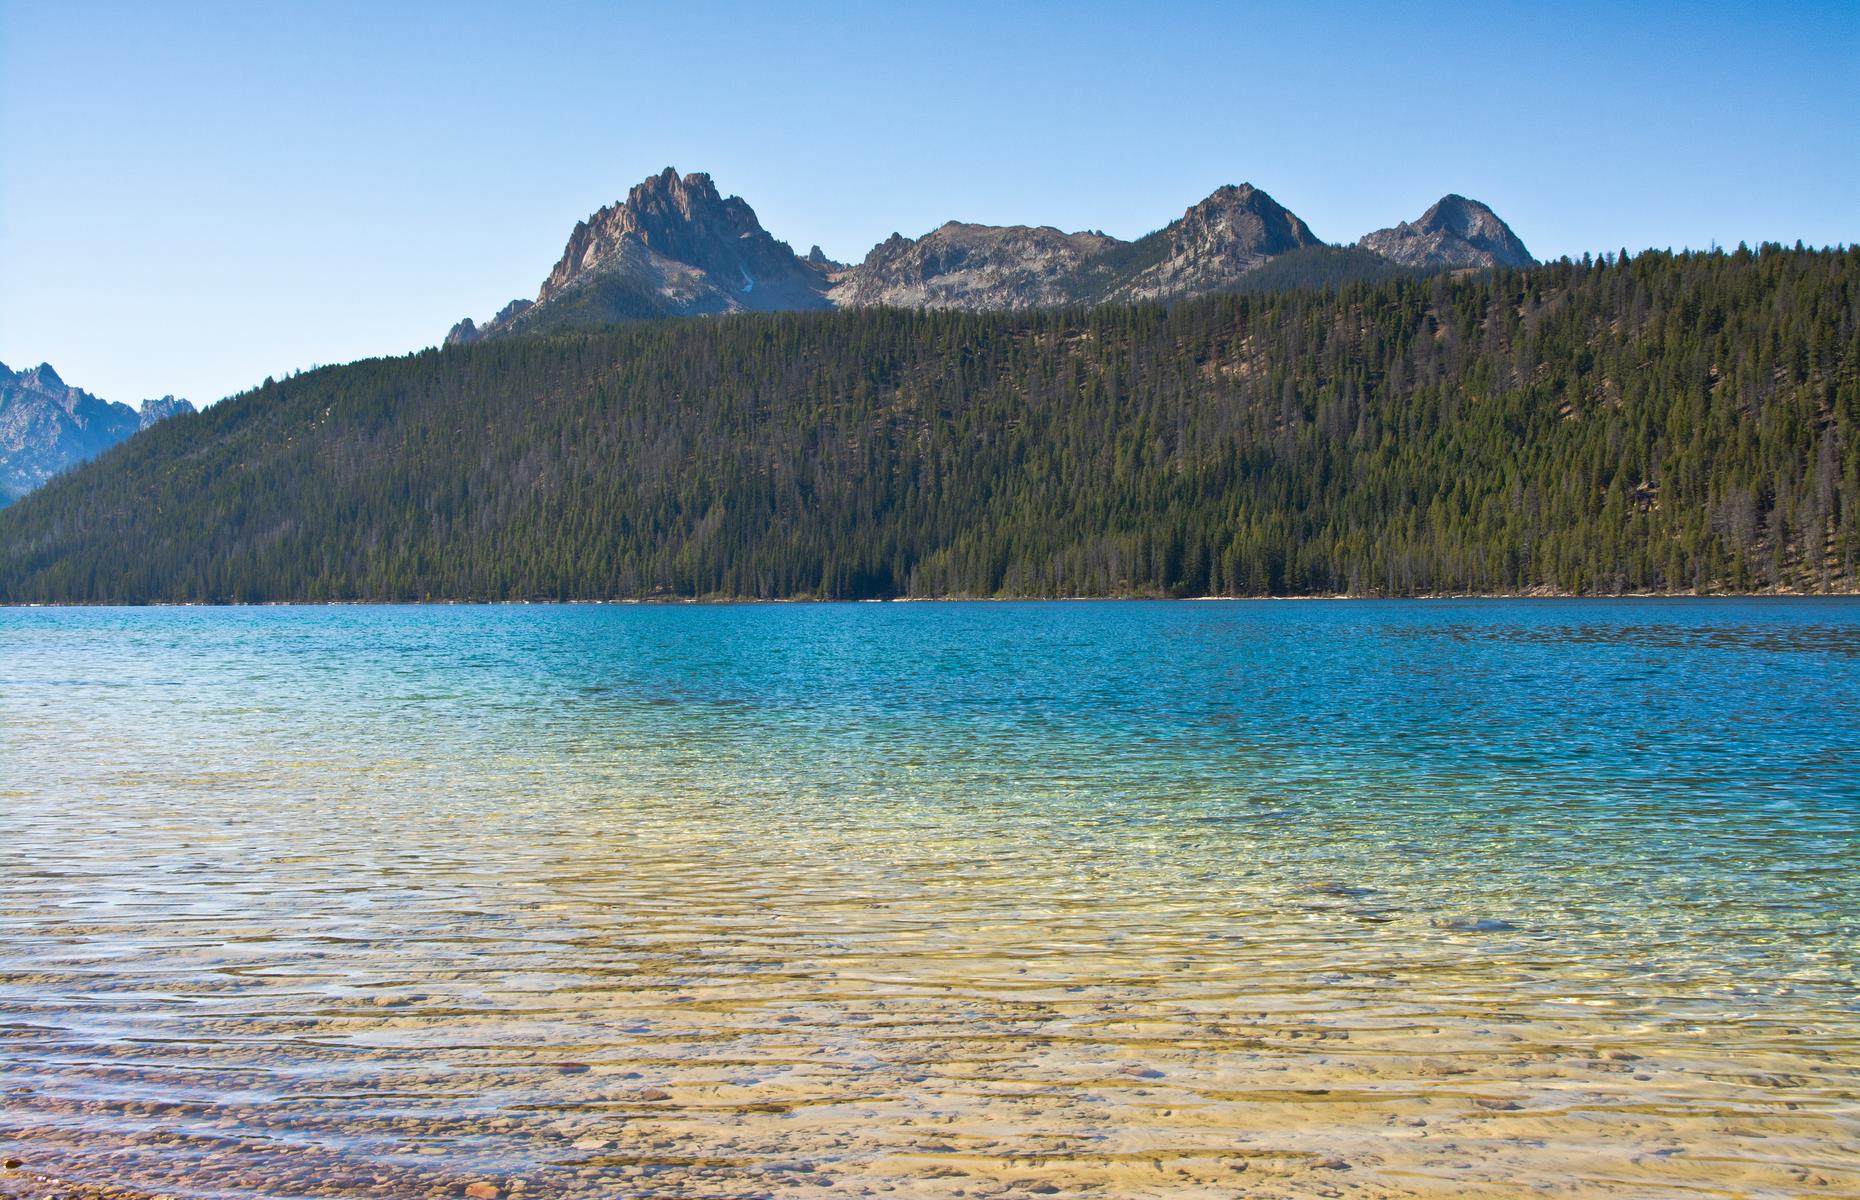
[138,395,194,428]
[1358,195,1534,270]
[1,362,193,503]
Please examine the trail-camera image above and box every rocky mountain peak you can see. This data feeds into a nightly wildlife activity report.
[1358,195,1533,270]
[138,395,196,428]
[535,167,823,310]
[1098,183,1322,303]
[1,363,191,503]
[624,168,730,229]
[1415,195,1517,244]
[1167,183,1318,258]
[1422,193,1479,227]
[448,168,831,341]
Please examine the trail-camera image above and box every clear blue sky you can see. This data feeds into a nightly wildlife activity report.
[3,1,1855,408]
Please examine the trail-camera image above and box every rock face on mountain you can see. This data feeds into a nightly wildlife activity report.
[540,168,828,309]
[1357,195,1535,270]
[446,170,1531,340]
[1100,184,1323,302]
[826,184,1320,311]
[137,395,193,427]
[454,169,830,339]
[446,300,533,346]
[0,362,194,503]
[828,223,1121,309]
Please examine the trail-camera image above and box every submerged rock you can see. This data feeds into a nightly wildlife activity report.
[1436,916,1516,932]
[1303,882,1379,898]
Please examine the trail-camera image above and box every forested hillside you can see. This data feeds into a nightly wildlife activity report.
[1,246,1853,602]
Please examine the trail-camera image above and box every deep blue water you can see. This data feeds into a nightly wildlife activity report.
[5,600,1858,976]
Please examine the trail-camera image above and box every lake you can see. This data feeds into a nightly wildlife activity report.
[1,600,1856,1198]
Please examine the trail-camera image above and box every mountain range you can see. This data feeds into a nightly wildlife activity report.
[447,169,1534,343]
[6,244,1851,603]
[8,169,1846,605]
[0,362,193,504]
[2,171,1527,506]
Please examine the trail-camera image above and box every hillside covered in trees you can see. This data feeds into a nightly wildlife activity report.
[0,246,1853,602]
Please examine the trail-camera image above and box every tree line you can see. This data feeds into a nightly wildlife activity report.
[0,244,1854,602]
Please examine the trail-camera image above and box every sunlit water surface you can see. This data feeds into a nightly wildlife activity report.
[1,601,1856,1199]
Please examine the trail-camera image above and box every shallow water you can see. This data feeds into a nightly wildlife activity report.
[1,600,1856,1198]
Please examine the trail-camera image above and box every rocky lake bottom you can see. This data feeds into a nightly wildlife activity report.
[2,601,1855,1199]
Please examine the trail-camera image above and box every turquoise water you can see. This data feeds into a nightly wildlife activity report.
[1,600,1856,1198]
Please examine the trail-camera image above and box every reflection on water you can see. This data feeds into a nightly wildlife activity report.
[1,600,1856,1199]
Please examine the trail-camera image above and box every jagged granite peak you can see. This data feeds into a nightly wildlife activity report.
[21,361,65,392]
[540,168,817,303]
[0,361,194,504]
[448,168,830,342]
[1358,195,1534,270]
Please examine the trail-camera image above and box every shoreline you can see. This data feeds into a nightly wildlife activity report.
[5,589,1858,609]
[1,1170,162,1200]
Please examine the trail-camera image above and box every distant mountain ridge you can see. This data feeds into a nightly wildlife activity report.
[826,223,1122,310]
[448,170,1535,340]
[828,183,1326,311]
[0,362,194,504]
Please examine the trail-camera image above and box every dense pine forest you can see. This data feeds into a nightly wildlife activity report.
[0,245,1854,602]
